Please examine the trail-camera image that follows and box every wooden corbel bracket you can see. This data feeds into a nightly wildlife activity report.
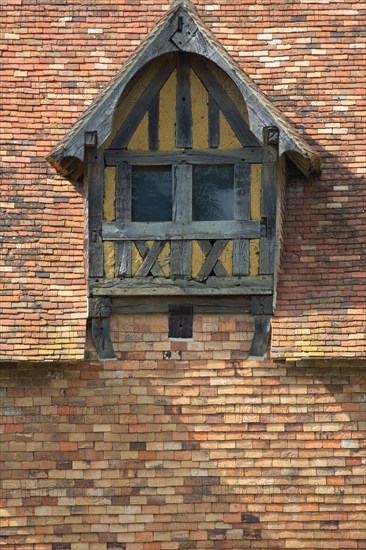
[89,296,116,360]
[248,295,274,359]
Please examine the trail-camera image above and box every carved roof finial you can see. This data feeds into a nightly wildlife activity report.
[170,0,198,13]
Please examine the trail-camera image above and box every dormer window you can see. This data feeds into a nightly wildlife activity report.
[47,0,320,359]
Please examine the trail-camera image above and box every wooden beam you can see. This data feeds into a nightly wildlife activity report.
[191,57,258,148]
[115,163,132,277]
[104,148,263,165]
[260,126,279,275]
[196,239,228,279]
[90,275,273,296]
[176,53,192,148]
[85,132,104,278]
[89,297,116,360]
[248,315,271,358]
[102,220,260,241]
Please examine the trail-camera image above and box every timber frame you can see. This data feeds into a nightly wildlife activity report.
[47,0,321,360]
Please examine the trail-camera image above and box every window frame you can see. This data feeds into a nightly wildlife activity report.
[104,149,259,238]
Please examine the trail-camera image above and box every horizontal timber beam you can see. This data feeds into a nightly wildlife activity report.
[103,220,260,240]
[104,148,263,165]
[89,275,273,296]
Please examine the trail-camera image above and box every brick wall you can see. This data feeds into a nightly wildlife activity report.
[1,315,365,549]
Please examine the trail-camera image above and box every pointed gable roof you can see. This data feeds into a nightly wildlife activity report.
[47,0,321,180]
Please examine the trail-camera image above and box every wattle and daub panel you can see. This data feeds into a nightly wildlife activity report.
[90,53,277,297]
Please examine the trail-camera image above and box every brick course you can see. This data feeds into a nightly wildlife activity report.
[1,314,365,548]
[1,0,365,359]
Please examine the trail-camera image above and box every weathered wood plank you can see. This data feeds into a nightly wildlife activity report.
[168,304,193,339]
[259,236,275,275]
[85,134,104,278]
[248,315,271,358]
[112,295,251,314]
[91,318,116,360]
[115,163,132,277]
[148,94,160,150]
[171,163,193,277]
[176,53,192,148]
[110,57,176,149]
[104,148,263,165]
[134,241,165,277]
[191,57,258,147]
[196,240,228,280]
[233,239,249,276]
[173,163,192,222]
[115,241,132,277]
[90,275,273,296]
[260,127,278,275]
[234,162,251,221]
[208,95,220,148]
[135,240,166,277]
[197,239,227,277]
[171,241,192,278]
[103,220,260,240]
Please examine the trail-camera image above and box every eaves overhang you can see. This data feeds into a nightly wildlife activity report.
[46,0,321,181]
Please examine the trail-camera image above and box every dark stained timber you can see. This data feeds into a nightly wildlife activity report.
[176,53,192,148]
[85,133,104,278]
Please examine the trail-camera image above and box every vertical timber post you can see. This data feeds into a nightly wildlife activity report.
[85,131,104,279]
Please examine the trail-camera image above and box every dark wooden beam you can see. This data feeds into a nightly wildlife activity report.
[260,126,279,275]
[176,53,192,148]
[89,297,116,360]
[248,315,271,358]
[105,148,263,165]
[85,132,104,278]
[103,220,260,241]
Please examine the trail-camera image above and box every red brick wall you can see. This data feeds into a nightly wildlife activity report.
[1,314,365,549]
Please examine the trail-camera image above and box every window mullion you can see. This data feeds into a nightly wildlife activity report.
[171,162,192,277]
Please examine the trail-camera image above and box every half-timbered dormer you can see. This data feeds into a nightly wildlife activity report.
[47,0,320,359]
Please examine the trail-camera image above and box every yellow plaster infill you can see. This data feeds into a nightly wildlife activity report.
[129,112,148,151]
[192,240,206,279]
[104,241,115,278]
[209,62,249,124]
[103,166,116,222]
[220,112,241,149]
[159,241,171,277]
[220,239,233,276]
[249,239,260,276]
[104,57,169,149]
[191,70,209,150]
[251,164,262,221]
[159,70,178,151]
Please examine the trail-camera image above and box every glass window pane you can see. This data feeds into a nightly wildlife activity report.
[192,165,234,221]
[132,166,172,222]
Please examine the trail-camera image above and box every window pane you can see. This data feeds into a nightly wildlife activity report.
[192,165,234,221]
[132,166,172,222]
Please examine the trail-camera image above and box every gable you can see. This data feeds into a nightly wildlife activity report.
[47,0,320,180]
